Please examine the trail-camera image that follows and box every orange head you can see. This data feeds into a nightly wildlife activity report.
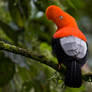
[46,5,78,29]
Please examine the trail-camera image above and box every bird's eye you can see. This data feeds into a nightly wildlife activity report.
[59,16,63,19]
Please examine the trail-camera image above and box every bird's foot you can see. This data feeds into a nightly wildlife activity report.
[58,63,61,70]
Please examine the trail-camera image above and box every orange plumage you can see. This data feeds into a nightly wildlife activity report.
[46,5,87,42]
[46,5,88,88]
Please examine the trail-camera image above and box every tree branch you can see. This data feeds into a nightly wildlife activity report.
[0,41,92,82]
[0,41,58,70]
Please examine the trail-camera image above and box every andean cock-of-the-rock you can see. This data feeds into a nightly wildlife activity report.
[46,5,88,88]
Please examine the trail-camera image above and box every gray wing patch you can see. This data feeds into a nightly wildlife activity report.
[60,36,87,59]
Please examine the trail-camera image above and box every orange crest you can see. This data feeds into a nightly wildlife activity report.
[46,5,87,42]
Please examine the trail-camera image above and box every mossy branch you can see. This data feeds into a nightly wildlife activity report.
[0,41,92,82]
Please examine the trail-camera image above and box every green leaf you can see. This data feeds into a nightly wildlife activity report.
[66,0,77,10]
[0,20,18,42]
[40,42,57,62]
[8,0,25,27]
[0,51,15,87]
[19,0,31,20]
[66,0,85,10]
[65,85,85,92]
[40,42,52,52]
[34,0,61,12]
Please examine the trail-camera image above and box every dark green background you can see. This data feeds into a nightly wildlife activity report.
[0,0,92,92]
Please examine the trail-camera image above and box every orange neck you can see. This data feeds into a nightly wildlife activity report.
[57,18,79,31]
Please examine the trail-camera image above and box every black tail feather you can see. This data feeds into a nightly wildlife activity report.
[65,61,82,88]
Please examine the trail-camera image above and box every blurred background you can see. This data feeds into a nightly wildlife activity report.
[0,0,92,92]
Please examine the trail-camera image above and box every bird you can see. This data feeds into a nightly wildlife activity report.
[46,5,88,88]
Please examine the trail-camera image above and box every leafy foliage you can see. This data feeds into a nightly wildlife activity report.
[0,0,92,92]
[0,51,15,87]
